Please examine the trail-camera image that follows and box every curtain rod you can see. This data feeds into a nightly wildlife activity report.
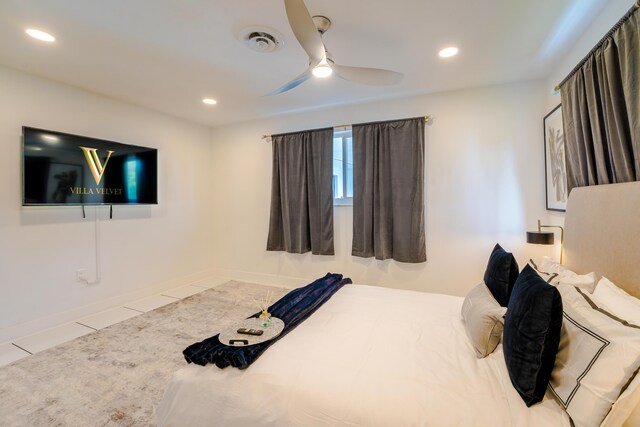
[555,1,639,91]
[261,115,431,140]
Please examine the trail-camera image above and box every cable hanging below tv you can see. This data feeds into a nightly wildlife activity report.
[22,126,158,206]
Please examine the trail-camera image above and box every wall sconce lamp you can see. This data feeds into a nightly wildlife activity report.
[526,219,565,264]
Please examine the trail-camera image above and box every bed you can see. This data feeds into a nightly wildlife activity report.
[157,182,640,426]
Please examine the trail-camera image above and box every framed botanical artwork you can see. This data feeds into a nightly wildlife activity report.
[544,104,568,212]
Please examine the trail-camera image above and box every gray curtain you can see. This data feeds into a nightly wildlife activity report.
[267,128,334,255]
[560,7,639,193]
[352,117,426,263]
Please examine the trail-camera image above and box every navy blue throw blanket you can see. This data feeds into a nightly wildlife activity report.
[183,273,351,369]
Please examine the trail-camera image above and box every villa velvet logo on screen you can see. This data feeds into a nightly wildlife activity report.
[79,146,114,185]
[69,146,123,197]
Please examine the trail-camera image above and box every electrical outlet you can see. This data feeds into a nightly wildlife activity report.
[76,269,87,282]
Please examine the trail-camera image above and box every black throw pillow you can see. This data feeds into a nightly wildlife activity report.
[503,264,563,407]
[483,243,519,307]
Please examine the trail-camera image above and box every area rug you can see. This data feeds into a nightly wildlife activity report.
[0,281,288,426]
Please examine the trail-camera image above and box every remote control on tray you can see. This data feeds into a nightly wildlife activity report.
[237,328,264,336]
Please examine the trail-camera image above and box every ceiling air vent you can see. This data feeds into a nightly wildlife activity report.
[241,26,284,53]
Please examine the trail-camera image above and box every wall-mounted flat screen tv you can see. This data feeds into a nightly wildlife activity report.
[22,127,158,206]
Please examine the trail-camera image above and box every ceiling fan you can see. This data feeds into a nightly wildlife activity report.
[268,0,403,95]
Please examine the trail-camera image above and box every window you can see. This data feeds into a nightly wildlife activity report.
[333,128,353,206]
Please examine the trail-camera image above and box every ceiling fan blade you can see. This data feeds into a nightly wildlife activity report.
[332,65,403,86]
[284,0,326,63]
[266,68,313,96]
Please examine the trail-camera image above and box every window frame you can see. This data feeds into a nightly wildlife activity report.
[333,128,353,207]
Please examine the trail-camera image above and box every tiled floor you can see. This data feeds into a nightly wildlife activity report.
[161,285,206,299]
[0,342,31,366]
[191,277,232,289]
[13,322,94,355]
[76,306,142,330]
[0,276,228,368]
[124,294,179,313]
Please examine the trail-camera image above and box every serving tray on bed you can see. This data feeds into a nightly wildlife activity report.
[218,317,285,347]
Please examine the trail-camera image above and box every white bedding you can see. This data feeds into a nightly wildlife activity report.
[157,284,570,426]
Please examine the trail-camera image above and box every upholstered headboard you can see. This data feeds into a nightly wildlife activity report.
[564,181,640,298]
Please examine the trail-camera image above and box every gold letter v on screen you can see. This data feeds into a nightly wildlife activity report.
[79,147,115,185]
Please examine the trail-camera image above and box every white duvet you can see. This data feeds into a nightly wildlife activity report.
[158,284,570,426]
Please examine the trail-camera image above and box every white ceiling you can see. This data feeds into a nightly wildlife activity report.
[0,0,610,127]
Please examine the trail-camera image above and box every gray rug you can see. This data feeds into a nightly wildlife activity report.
[0,281,288,427]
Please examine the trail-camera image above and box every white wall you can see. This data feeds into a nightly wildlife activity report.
[0,66,214,342]
[209,80,553,296]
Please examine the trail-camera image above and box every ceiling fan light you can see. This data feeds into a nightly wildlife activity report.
[312,65,333,78]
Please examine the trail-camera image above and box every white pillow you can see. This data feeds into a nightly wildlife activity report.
[549,284,640,427]
[601,373,640,427]
[537,256,566,274]
[460,283,507,358]
[591,277,640,326]
[527,258,559,283]
[529,257,597,293]
[592,277,640,427]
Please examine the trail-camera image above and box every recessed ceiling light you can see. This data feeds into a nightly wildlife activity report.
[202,98,217,105]
[25,28,56,43]
[438,47,459,58]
